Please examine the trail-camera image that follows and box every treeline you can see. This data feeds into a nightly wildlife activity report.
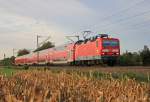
[34,41,54,52]
[118,45,150,66]
[0,56,15,66]
[17,41,55,56]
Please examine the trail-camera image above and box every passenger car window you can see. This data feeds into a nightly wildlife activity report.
[96,41,98,47]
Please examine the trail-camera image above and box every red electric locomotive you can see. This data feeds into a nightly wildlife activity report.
[15,34,120,66]
[73,34,120,66]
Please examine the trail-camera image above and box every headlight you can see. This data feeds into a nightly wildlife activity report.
[112,49,119,52]
[114,52,119,55]
[116,52,119,55]
[102,52,105,55]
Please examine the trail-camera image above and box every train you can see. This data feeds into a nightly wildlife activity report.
[15,34,120,66]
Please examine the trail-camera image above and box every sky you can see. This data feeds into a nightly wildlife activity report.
[0,0,150,59]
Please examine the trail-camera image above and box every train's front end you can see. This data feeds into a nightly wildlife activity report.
[100,35,120,66]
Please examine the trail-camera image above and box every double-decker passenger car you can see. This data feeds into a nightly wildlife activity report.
[15,34,120,66]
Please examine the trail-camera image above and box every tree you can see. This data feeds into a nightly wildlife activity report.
[118,51,142,66]
[0,60,2,66]
[34,41,55,52]
[17,49,30,56]
[10,56,15,64]
[140,45,150,66]
[1,56,16,66]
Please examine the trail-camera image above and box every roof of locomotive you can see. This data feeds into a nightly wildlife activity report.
[75,34,119,45]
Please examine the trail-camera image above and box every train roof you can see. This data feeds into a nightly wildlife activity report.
[15,34,119,58]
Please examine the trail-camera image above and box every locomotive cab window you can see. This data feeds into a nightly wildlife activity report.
[103,40,119,47]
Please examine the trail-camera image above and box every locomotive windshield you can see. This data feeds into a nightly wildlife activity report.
[103,40,119,47]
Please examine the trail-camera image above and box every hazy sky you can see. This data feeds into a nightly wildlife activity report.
[0,0,150,59]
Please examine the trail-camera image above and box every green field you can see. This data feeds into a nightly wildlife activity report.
[0,67,17,76]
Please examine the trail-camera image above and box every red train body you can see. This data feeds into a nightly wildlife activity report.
[15,34,120,66]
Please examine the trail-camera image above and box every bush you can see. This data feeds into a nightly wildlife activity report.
[0,56,15,66]
[118,51,142,66]
[140,45,150,66]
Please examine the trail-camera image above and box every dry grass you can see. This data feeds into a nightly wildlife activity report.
[0,70,149,102]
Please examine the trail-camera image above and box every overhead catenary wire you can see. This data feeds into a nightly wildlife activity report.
[89,0,147,30]
[109,17,150,32]
[98,9,150,32]
[72,0,147,35]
